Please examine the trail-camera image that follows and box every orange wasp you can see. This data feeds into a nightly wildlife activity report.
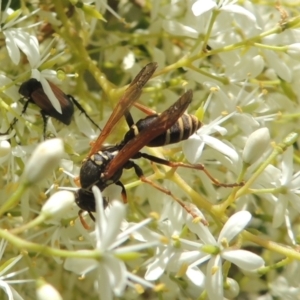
[75,62,240,223]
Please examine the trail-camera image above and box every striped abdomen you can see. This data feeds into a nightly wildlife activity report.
[124,113,201,147]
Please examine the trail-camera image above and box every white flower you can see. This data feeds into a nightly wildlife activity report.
[0,240,32,300]
[0,4,66,115]
[269,276,300,299]
[131,201,211,293]
[64,186,157,300]
[272,146,300,228]
[192,0,256,23]
[23,138,64,185]
[0,5,40,65]
[187,211,264,300]
[136,200,190,281]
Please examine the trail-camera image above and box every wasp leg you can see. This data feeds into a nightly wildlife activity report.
[115,180,127,203]
[134,152,243,188]
[69,96,101,131]
[78,209,93,230]
[124,110,135,127]
[133,102,157,116]
[87,210,96,221]
[124,103,157,128]
[124,160,205,221]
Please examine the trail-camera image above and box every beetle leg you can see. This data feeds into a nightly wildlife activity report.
[115,180,127,203]
[40,111,49,139]
[69,96,101,131]
[1,99,31,135]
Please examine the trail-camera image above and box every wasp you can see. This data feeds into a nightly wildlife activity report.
[3,78,100,137]
[75,62,242,224]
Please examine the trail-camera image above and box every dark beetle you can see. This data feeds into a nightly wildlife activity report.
[2,78,100,137]
[19,78,75,126]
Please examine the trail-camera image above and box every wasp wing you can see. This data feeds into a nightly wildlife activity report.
[88,62,157,157]
[104,90,193,180]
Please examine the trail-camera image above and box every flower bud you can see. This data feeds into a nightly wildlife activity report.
[41,191,75,221]
[36,278,62,300]
[80,3,107,21]
[23,139,64,185]
[224,278,240,299]
[287,43,300,60]
[242,128,270,165]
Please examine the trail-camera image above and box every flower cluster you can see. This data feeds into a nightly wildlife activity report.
[1,1,300,299]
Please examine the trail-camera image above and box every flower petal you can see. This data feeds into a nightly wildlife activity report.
[192,0,216,17]
[97,264,113,300]
[186,267,205,287]
[201,135,239,163]
[221,5,256,22]
[287,192,300,213]
[281,146,293,185]
[103,256,127,296]
[264,49,291,82]
[145,247,173,281]
[3,30,20,65]
[64,254,97,275]
[12,30,40,67]
[222,249,264,270]
[39,76,62,114]
[186,217,216,245]
[162,20,198,39]
[103,201,126,248]
[272,194,287,228]
[182,134,205,164]
[218,211,251,243]
[0,281,14,300]
[206,255,223,300]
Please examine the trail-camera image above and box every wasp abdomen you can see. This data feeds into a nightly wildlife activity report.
[124,113,201,147]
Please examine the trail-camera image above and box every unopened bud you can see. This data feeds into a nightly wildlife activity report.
[41,191,75,221]
[23,139,64,185]
[287,43,300,60]
[242,128,270,165]
[36,278,62,300]
[224,278,240,299]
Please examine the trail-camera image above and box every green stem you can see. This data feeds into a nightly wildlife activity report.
[191,16,300,61]
[243,230,300,261]
[236,133,298,199]
[0,183,28,217]
[201,10,220,52]
[0,229,102,259]
[188,63,229,84]
[220,132,298,210]
[10,214,48,235]
[52,0,113,96]
[253,43,286,51]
